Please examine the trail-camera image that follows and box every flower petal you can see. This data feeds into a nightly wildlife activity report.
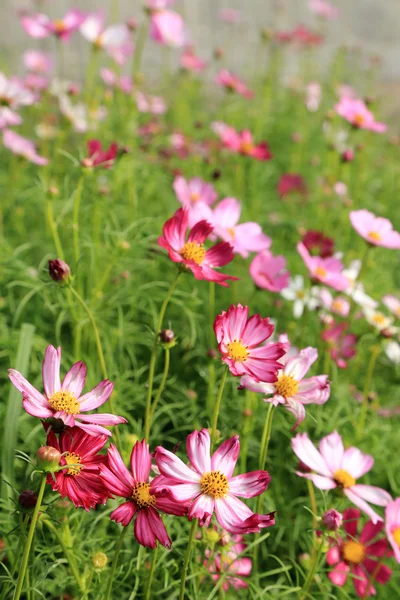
[211,436,240,478]
[42,345,62,398]
[319,431,344,473]
[62,361,87,397]
[291,432,332,477]
[341,447,374,479]
[328,561,350,587]
[154,446,201,483]
[134,509,157,549]
[229,471,271,498]
[130,439,152,483]
[186,429,211,475]
[344,489,383,524]
[78,380,114,411]
[8,369,48,407]
[188,493,214,526]
[110,501,136,526]
[351,484,392,507]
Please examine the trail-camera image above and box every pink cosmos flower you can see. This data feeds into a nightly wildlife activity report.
[158,208,237,287]
[212,197,271,259]
[214,304,286,381]
[3,129,48,166]
[305,81,322,112]
[8,345,127,436]
[322,321,357,369]
[250,250,290,293]
[211,121,272,161]
[0,73,35,128]
[80,12,131,62]
[23,50,53,74]
[309,0,339,20]
[292,431,392,523]
[172,177,215,227]
[327,508,392,598]
[21,10,86,41]
[218,9,241,23]
[335,97,387,133]
[385,498,400,563]
[149,9,185,47]
[206,534,251,591]
[278,173,307,198]
[319,288,351,317]
[81,139,118,169]
[297,242,349,292]
[136,91,167,115]
[46,427,110,511]
[100,69,133,94]
[383,295,400,319]
[100,441,187,549]
[216,69,254,99]
[349,209,400,249]
[180,47,207,73]
[154,429,275,534]
[275,25,323,47]
[240,346,330,430]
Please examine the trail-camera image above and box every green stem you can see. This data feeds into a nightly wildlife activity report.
[150,348,170,421]
[307,479,318,563]
[210,367,228,450]
[179,520,198,600]
[132,20,149,82]
[72,176,84,267]
[145,545,158,600]
[13,474,47,600]
[357,345,381,440]
[300,534,325,600]
[46,197,64,259]
[42,520,85,593]
[104,527,128,600]
[144,272,180,440]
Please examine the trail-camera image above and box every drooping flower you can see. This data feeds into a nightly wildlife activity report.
[81,139,118,169]
[322,321,357,369]
[180,47,207,73]
[3,129,48,166]
[385,497,400,563]
[80,12,132,62]
[8,345,127,436]
[211,121,272,161]
[335,98,387,133]
[327,508,392,598]
[158,208,237,287]
[21,10,86,42]
[23,50,54,74]
[240,346,330,430]
[297,242,349,291]
[0,73,35,128]
[216,69,254,99]
[212,197,271,259]
[46,427,110,511]
[249,250,290,293]
[206,533,251,591]
[301,230,334,258]
[350,209,400,249]
[309,0,339,20]
[100,441,187,549]
[214,304,286,381]
[277,173,307,198]
[292,431,392,523]
[154,429,275,534]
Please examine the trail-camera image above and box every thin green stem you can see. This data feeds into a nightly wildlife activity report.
[72,176,84,267]
[144,272,180,440]
[104,526,128,600]
[357,345,381,440]
[300,534,325,600]
[179,520,198,600]
[42,520,85,593]
[145,545,158,600]
[132,20,149,82]
[210,367,228,451]
[307,479,318,563]
[13,474,47,600]
[46,198,64,259]
[150,348,170,421]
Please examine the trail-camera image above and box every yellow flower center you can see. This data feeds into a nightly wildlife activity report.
[332,299,344,312]
[200,471,229,499]
[240,141,254,154]
[314,266,327,278]
[190,192,200,203]
[353,113,365,127]
[392,527,400,548]
[54,19,67,33]
[228,227,236,240]
[64,451,82,476]
[275,373,299,398]
[343,540,366,564]
[180,241,206,265]
[334,469,356,488]
[368,231,382,242]
[372,313,386,326]
[226,340,249,362]
[48,390,80,415]
[132,482,157,509]
[296,290,305,299]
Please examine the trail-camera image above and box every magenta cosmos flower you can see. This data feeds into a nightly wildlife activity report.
[297,242,349,291]
[81,139,118,169]
[136,91,167,115]
[0,73,35,128]
[327,508,392,598]
[8,345,126,436]
[100,441,187,548]
[206,534,251,591]
[154,429,275,534]
[213,197,271,259]
[214,304,286,381]
[3,130,48,166]
[158,208,237,287]
[292,431,392,523]
[180,47,207,73]
[385,498,400,563]
[335,97,387,133]
[240,346,330,430]
[249,250,290,292]
[21,10,85,42]
[173,176,216,227]
[216,69,254,99]
[277,173,307,198]
[147,4,185,48]
[321,321,357,369]
[46,427,110,511]
[80,12,130,57]
[211,121,272,161]
[350,209,400,249]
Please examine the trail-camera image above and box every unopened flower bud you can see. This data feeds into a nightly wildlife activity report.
[186,389,197,401]
[322,509,343,531]
[48,259,71,283]
[203,528,220,545]
[341,149,354,163]
[36,446,61,472]
[127,18,137,31]
[298,553,311,568]
[19,490,38,509]
[211,169,221,180]
[159,329,176,348]
[213,47,224,60]
[92,552,108,569]
[242,408,252,417]
[207,348,218,359]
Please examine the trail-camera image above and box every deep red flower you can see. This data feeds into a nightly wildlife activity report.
[82,139,118,168]
[322,321,357,369]
[277,174,307,198]
[302,230,335,258]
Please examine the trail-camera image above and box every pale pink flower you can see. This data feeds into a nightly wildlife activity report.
[23,50,53,74]
[150,10,185,47]
[8,345,127,436]
[154,429,275,534]
[173,176,216,227]
[305,81,321,112]
[0,73,35,128]
[385,498,400,563]
[3,129,48,165]
[297,242,349,291]
[136,91,167,114]
[318,288,351,317]
[80,12,131,62]
[21,10,86,42]
[206,535,251,591]
[309,0,339,20]
[240,346,330,430]
[292,431,392,523]
[350,210,400,249]
[218,9,241,23]
[214,304,286,381]
[180,47,207,73]
[212,198,271,259]
[383,295,400,319]
[216,69,254,99]
[249,250,290,292]
[335,98,387,133]
[100,69,133,94]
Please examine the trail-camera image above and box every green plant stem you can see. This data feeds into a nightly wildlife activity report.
[144,272,180,440]
[145,545,158,600]
[132,20,149,81]
[179,520,198,600]
[357,345,381,440]
[13,474,47,600]
[307,479,318,563]
[150,348,170,421]
[206,282,216,417]
[210,367,228,451]
[42,520,85,593]
[46,197,64,259]
[72,176,84,266]
[300,534,325,600]
[104,526,128,600]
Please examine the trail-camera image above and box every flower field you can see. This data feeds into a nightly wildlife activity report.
[1,1,400,599]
